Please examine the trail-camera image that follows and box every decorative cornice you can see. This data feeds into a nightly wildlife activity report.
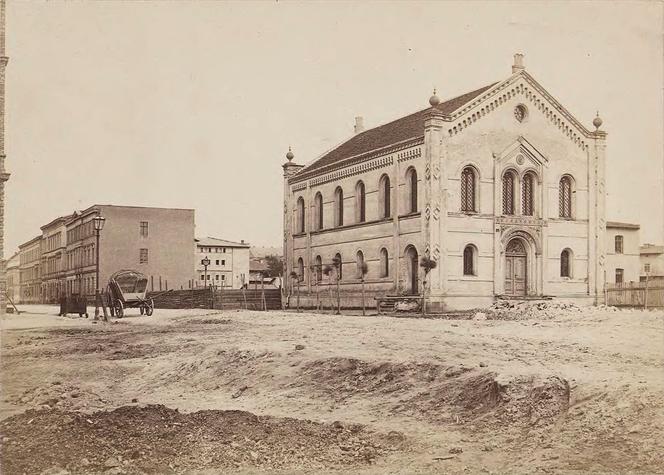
[309,154,394,188]
[290,137,423,185]
[445,73,595,151]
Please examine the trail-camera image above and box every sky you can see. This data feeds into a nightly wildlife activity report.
[5,0,664,257]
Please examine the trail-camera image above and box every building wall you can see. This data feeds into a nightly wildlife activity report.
[0,0,8,314]
[605,227,640,283]
[639,245,664,279]
[19,237,41,303]
[195,244,249,289]
[6,252,19,304]
[40,219,68,302]
[98,206,195,292]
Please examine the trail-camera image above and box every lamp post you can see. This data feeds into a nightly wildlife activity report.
[92,215,106,319]
[201,256,210,288]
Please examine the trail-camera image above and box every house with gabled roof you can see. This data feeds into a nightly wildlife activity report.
[281,54,609,311]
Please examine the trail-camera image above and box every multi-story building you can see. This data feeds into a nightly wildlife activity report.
[63,205,195,296]
[640,244,664,281]
[6,251,19,304]
[0,0,10,314]
[605,222,641,284]
[282,54,611,311]
[195,237,249,289]
[18,236,41,303]
[39,214,71,303]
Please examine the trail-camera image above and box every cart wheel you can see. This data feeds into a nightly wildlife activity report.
[115,300,124,318]
[145,300,154,316]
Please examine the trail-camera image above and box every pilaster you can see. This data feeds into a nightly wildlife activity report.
[282,155,303,295]
[592,132,607,302]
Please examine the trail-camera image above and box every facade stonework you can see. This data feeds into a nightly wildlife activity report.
[0,0,9,314]
[282,56,608,311]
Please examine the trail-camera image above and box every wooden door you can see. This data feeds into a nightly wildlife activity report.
[505,239,527,296]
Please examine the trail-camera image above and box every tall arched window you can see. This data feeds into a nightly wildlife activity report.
[314,255,322,282]
[355,181,366,223]
[356,250,366,279]
[297,257,304,282]
[334,253,343,280]
[559,175,573,218]
[296,197,305,233]
[560,249,572,277]
[502,171,516,215]
[314,192,323,230]
[406,168,418,213]
[522,172,535,216]
[379,174,391,218]
[334,187,344,227]
[379,248,389,277]
[461,166,477,212]
[615,235,624,254]
[463,245,476,276]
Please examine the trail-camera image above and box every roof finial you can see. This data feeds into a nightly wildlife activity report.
[286,146,294,161]
[593,111,603,130]
[429,88,441,107]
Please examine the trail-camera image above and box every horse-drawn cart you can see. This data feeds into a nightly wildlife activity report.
[107,270,154,318]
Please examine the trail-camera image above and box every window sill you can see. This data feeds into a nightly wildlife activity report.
[398,211,421,220]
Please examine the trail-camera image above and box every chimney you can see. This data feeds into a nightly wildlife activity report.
[512,53,525,73]
[354,116,365,134]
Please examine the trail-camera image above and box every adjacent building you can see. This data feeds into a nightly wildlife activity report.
[14,205,195,303]
[0,0,10,314]
[195,237,250,289]
[605,222,641,284]
[640,244,664,281]
[18,235,41,303]
[282,54,611,310]
[6,251,18,304]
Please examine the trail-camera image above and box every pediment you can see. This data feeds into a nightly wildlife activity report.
[494,136,548,172]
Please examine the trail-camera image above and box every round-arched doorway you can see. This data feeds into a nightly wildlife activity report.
[404,246,419,295]
[505,238,527,296]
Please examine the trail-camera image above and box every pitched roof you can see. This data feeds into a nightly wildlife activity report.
[294,83,497,178]
[196,237,250,248]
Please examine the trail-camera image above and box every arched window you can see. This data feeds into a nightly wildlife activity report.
[296,197,305,233]
[379,248,389,277]
[315,255,322,282]
[502,171,516,215]
[522,172,535,216]
[560,249,572,278]
[355,181,366,223]
[406,168,418,213]
[463,245,476,276]
[356,250,366,279]
[314,192,323,230]
[297,258,304,282]
[379,174,391,218]
[334,253,343,280]
[559,175,573,218]
[615,235,624,254]
[334,187,344,227]
[461,166,477,212]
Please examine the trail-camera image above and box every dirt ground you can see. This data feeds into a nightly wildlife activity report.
[1,304,663,474]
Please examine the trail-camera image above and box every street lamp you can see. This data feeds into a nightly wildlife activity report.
[201,256,211,288]
[92,215,106,319]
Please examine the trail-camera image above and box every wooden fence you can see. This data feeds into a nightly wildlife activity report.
[146,287,282,310]
[606,281,664,308]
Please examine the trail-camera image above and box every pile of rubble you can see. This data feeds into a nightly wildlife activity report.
[472,300,621,321]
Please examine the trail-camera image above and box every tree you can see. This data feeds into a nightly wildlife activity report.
[289,271,300,313]
[420,256,437,316]
[322,265,334,313]
[331,256,342,315]
[265,255,284,278]
[359,262,368,316]
[310,264,321,311]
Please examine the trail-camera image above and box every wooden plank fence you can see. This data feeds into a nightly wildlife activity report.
[606,281,664,308]
[146,288,282,310]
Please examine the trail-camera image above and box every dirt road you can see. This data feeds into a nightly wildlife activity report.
[1,305,663,474]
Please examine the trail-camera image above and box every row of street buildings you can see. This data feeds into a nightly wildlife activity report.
[6,204,277,304]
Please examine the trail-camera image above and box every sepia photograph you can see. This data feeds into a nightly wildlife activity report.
[1,1,663,474]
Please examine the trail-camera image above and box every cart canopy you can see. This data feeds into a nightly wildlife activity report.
[108,270,149,301]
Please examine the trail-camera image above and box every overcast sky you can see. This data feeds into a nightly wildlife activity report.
[5,0,664,256]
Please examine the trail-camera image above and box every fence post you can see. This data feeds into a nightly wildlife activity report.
[644,273,649,310]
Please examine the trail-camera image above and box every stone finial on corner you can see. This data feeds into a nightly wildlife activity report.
[593,111,603,131]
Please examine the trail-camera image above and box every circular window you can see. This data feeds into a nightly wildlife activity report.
[514,104,528,122]
[516,154,525,165]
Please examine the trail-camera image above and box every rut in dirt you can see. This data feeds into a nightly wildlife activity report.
[0,404,408,475]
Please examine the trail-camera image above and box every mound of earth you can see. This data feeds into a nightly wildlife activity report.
[296,357,570,425]
[0,405,407,475]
